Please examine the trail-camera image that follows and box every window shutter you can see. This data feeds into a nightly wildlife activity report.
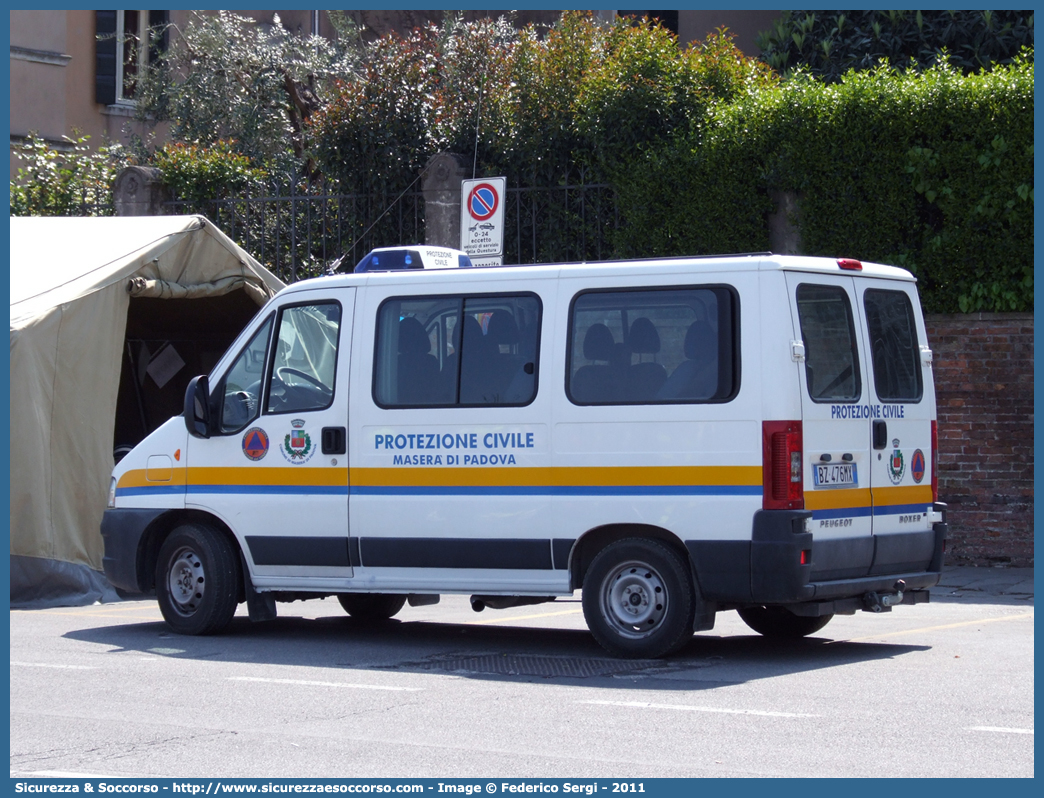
[95,10,117,105]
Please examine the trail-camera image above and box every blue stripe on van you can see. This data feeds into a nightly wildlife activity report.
[350,485,764,497]
[810,506,873,520]
[116,485,349,498]
[873,503,933,517]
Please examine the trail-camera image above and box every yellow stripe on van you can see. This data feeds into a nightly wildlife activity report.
[804,487,872,512]
[117,468,187,489]
[872,484,934,507]
[349,465,762,488]
[187,466,348,487]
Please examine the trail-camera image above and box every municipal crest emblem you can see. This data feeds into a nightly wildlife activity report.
[887,439,906,484]
[281,418,315,464]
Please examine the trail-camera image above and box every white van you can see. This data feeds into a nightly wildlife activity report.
[102,252,947,658]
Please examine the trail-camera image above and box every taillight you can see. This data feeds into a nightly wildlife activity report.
[931,420,938,503]
[837,258,863,271]
[763,420,804,510]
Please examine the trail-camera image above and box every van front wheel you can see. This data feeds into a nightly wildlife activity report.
[738,606,833,638]
[156,523,241,635]
[582,538,695,659]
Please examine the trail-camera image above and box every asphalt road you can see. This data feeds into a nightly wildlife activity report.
[9,569,1034,779]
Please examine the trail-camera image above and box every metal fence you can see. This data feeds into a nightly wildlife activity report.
[168,182,619,283]
[166,190,425,284]
[504,182,619,265]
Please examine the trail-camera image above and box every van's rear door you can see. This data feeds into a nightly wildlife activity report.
[787,273,874,580]
[855,281,936,573]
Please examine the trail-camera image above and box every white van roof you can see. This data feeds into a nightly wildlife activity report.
[292,253,915,296]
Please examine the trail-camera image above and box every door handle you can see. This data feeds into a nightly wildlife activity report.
[872,420,888,450]
[322,426,347,455]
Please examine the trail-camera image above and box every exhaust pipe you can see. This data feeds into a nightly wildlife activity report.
[470,595,556,612]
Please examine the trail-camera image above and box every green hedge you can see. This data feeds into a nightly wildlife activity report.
[614,55,1033,313]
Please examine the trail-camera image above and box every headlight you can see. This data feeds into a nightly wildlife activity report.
[108,477,117,509]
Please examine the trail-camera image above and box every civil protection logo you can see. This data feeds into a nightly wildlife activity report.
[888,438,906,484]
[242,427,269,461]
[911,449,926,483]
[281,418,315,464]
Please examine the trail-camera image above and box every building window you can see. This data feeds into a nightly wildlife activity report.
[95,10,168,106]
[116,11,147,102]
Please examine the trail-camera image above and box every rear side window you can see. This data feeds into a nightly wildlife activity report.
[567,286,738,405]
[864,288,923,402]
[374,293,541,407]
[796,283,861,402]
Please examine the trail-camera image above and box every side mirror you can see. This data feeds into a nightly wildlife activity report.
[184,375,212,439]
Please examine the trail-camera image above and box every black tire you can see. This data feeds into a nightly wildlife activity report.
[738,606,834,638]
[582,538,696,659]
[156,522,241,635]
[337,593,407,621]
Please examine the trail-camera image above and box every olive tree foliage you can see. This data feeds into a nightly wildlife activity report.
[131,10,363,185]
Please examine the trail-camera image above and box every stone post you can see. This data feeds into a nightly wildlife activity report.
[113,166,170,216]
[421,153,468,249]
[768,190,802,255]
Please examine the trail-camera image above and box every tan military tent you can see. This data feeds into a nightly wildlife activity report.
[10,215,284,606]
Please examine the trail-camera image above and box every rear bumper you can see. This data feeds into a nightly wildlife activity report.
[686,504,948,606]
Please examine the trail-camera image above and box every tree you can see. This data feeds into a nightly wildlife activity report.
[757,10,1034,82]
[132,10,362,185]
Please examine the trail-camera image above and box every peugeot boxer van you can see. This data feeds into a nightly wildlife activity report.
[102,253,946,658]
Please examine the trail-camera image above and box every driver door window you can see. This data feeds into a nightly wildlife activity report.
[220,317,273,434]
[266,302,342,415]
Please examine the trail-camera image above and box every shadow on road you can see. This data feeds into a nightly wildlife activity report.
[63,610,930,690]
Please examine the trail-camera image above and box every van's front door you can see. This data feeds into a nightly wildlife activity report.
[787,273,874,580]
[187,290,354,589]
[855,282,936,574]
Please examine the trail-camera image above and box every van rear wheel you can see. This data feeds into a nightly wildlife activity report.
[582,538,695,659]
[738,606,833,638]
[337,593,407,621]
[156,523,241,635]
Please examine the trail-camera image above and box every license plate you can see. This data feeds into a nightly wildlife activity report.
[813,462,857,488]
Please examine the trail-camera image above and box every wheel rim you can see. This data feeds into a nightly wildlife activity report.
[599,559,668,639]
[167,546,205,616]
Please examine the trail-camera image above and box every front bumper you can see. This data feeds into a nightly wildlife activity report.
[101,508,166,594]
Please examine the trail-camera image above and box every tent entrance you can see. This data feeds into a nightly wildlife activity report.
[114,292,261,458]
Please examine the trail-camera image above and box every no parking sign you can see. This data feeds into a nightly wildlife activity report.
[460,176,505,266]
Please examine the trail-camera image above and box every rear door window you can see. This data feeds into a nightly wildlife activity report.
[863,288,923,402]
[796,283,861,402]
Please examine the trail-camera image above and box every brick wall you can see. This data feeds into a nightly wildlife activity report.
[925,313,1034,566]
